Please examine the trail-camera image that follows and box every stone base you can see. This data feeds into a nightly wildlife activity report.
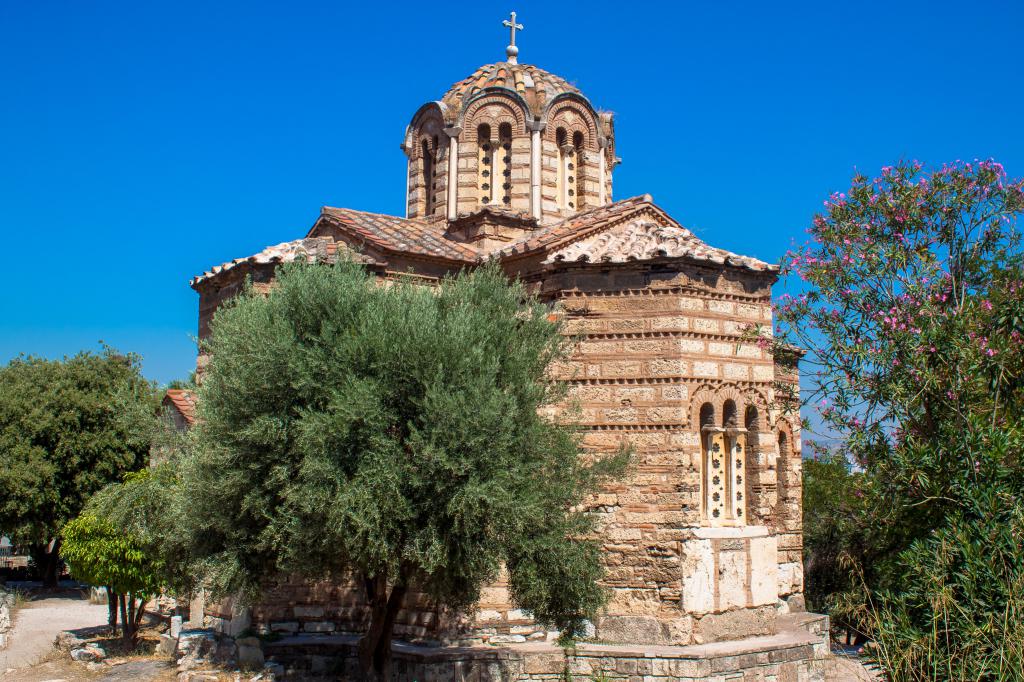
[263,612,829,681]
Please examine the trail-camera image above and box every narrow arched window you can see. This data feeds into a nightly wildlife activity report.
[498,123,513,206]
[421,139,435,216]
[556,127,573,212]
[477,124,493,205]
[744,405,759,433]
[572,131,585,211]
[700,403,725,522]
[777,431,791,521]
[702,400,747,526]
[699,403,715,429]
[723,400,738,428]
[432,135,440,214]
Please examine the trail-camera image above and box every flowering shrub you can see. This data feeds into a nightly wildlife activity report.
[775,160,1024,679]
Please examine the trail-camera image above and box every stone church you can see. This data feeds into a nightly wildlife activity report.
[186,16,824,679]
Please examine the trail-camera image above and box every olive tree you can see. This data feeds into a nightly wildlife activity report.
[178,260,626,680]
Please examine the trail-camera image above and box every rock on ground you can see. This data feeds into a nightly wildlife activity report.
[826,653,881,681]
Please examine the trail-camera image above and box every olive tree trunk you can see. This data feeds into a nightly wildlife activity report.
[357,572,409,681]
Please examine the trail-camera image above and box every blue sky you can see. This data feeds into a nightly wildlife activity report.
[1,0,1022,385]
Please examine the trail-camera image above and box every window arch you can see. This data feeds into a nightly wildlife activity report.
[556,127,577,212]
[723,400,738,428]
[421,138,437,216]
[701,399,746,525]
[572,130,585,211]
[497,123,513,206]
[699,403,715,429]
[477,124,493,205]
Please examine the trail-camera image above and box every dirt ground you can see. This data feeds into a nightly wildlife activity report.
[1,586,174,682]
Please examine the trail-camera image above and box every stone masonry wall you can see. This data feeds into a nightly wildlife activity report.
[531,261,803,645]
[198,255,805,648]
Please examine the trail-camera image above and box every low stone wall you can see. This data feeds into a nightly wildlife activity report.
[262,612,829,681]
[0,586,14,649]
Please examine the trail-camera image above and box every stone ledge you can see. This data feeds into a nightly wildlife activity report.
[690,525,769,539]
[266,612,827,663]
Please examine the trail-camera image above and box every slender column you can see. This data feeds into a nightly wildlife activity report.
[527,120,545,220]
[559,144,574,211]
[444,127,462,221]
[598,137,608,206]
[402,144,412,219]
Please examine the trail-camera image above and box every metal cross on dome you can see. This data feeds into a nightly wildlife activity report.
[503,11,523,64]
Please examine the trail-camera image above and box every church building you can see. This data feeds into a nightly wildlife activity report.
[188,14,823,678]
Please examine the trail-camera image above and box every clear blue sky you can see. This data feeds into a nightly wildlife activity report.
[2,0,1022,385]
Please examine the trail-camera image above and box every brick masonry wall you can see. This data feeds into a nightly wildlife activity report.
[197,254,806,648]
[531,262,804,645]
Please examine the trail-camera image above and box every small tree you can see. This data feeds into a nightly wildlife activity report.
[178,260,626,680]
[62,507,161,647]
[0,349,156,586]
[775,159,1024,677]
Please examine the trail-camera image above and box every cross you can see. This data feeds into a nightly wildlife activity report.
[502,11,523,64]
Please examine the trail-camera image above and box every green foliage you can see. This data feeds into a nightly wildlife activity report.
[177,259,626,659]
[61,510,161,597]
[0,348,157,546]
[802,454,872,629]
[87,466,193,595]
[777,160,1024,677]
[868,480,1024,681]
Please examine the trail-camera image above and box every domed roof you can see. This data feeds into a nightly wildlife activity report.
[442,62,585,119]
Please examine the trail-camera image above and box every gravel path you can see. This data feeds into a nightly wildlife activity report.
[0,593,108,671]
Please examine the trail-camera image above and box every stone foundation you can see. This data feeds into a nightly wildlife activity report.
[262,612,829,681]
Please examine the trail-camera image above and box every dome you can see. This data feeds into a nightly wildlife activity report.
[441,62,585,120]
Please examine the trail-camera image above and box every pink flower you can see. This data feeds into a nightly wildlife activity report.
[982,300,993,311]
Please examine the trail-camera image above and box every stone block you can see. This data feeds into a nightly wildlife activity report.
[749,536,779,607]
[681,538,714,614]
[692,606,776,644]
[156,633,177,658]
[596,615,666,644]
[171,615,183,638]
[270,621,300,633]
[293,605,325,618]
[302,621,336,633]
[693,361,719,378]
[236,635,264,670]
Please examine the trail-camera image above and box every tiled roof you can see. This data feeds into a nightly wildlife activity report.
[499,196,778,272]
[502,196,654,255]
[318,207,478,262]
[442,62,583,118]
[194,198,773,288]
[163,389,196,426]
[190,237,371,287]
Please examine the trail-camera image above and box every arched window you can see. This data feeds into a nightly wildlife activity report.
[723,400,738,428]
[702,400,747,525]
[556,127,576,212]
[699,403,715,429]
[572,131,585,211]
[421,139,436,216]
[498,123,513,206]
[744,405,759,432]
[432,135,440,214]
[776,430,791,522]
[477,124,493,205]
